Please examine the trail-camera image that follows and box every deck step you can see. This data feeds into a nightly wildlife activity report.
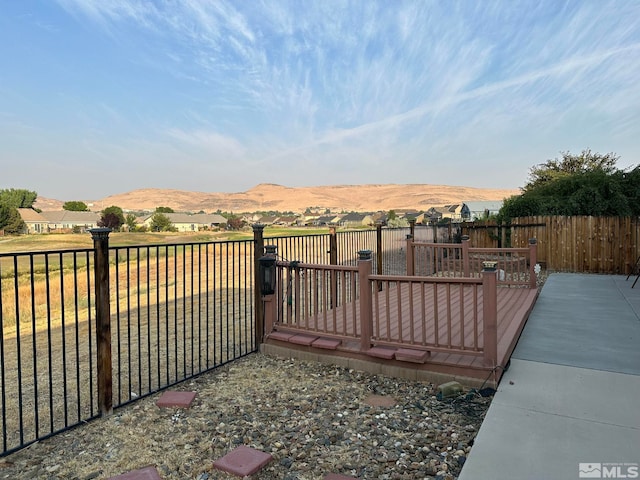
[288,334,319,346]
[395,348,430,364]
[312,338,342,350]
[268,331,295,342]
[366,346,397,359]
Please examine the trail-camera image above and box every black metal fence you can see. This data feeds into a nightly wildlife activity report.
[0,223,453,457]
[0,233,257,457]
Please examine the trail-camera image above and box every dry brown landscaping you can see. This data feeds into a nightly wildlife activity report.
[0,353,492,480]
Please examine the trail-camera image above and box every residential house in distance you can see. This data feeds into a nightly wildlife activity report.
[39,210,101,232]
[17,208,49,234]
[256,215,279,226]
[312,214,344,226]
[401,211,428,224]
[461,201,504,220]
[256,215,301,226]
[273,215,300,226]
[338,212,374,228]
[140,213,227,232]
[426,204,464,222]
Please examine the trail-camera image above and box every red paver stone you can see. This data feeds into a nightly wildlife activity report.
[288,334,319,346]
[156,391,197,408]
[324,474,358,479]
[268,331,295,342]
[312,338,341,350]
[364,394,397,408]
[107,466,162,480]
[395,348,429,363]
[366,346,396,359]
[213,446,273,477]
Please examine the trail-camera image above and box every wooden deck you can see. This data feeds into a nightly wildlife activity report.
[263,284,539,388]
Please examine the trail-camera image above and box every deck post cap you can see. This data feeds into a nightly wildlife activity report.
[482,261,498,271]
[358,249,372,260]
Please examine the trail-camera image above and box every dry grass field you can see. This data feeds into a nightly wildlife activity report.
[0,233,261,455]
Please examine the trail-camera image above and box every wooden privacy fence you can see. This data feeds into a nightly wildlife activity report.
[461,216,640,274]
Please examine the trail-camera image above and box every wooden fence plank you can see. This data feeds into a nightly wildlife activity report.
[465,216,639,274]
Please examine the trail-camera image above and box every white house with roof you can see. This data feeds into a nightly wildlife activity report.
[17,208,49,234]
[461,201,504,220]
[39,210,101,232]
[140,213,227,232]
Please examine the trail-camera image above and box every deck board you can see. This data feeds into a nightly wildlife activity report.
[268,283,539,386]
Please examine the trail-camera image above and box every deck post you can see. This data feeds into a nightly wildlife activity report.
[263,293,276,334]
[482,261,498,368]
[461,235,470,277]
[259,245,278,337]
[253,224,265,345]
[406,234,414,276]
[358,250,373,352]
[409,219,415,238]
[529,238,538,289]
[90,227,113,417]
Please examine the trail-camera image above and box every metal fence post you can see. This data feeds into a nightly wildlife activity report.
[253,224,265,346]
[462,235,470,277]
[328,225,338,266]
[529,238,538,288]
[329,225,338,307]
[358,250,373,352]
[90,227,113,416]
[482,261,498,368]
[405,234,414,276]
[376,222,383,275]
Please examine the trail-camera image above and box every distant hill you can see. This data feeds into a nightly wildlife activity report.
[34,183,518,214]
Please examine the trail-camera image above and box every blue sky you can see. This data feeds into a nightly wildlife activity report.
[1,1,639,201]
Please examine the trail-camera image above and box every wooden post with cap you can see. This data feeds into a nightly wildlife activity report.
[90,227,113,416]
[482,260,498,368]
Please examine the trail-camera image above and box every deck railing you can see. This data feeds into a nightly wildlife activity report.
[267,262,361,339]
[408,236,538,288]
[267,250,505,367]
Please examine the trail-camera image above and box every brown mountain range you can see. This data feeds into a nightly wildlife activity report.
[34,183,519,213]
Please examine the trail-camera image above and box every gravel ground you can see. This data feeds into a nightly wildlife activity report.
[0,353,493,480]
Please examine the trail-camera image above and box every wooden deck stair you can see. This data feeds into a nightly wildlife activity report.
[367,346,430,363]
[270,332,432,365]
[268,331,342,350]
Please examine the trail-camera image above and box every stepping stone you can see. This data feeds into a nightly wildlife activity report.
[395,348,429,363]
[213,445,272,477]
[324,474,357,479]
[312,337,341,350]
[156,391,197,408]
[268,331,295,342]
[107,466,162,480]
[364,394,397,408]
[366,346,396,359]
[288,334,319,345]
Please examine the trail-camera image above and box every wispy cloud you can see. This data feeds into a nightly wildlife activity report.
[4,0,639,198]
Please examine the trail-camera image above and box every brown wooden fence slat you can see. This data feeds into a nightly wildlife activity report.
[468,216,639,274]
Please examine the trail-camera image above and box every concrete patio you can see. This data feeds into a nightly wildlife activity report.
[459,273,640,480]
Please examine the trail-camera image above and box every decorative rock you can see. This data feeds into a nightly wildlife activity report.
[0,355,491,480]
